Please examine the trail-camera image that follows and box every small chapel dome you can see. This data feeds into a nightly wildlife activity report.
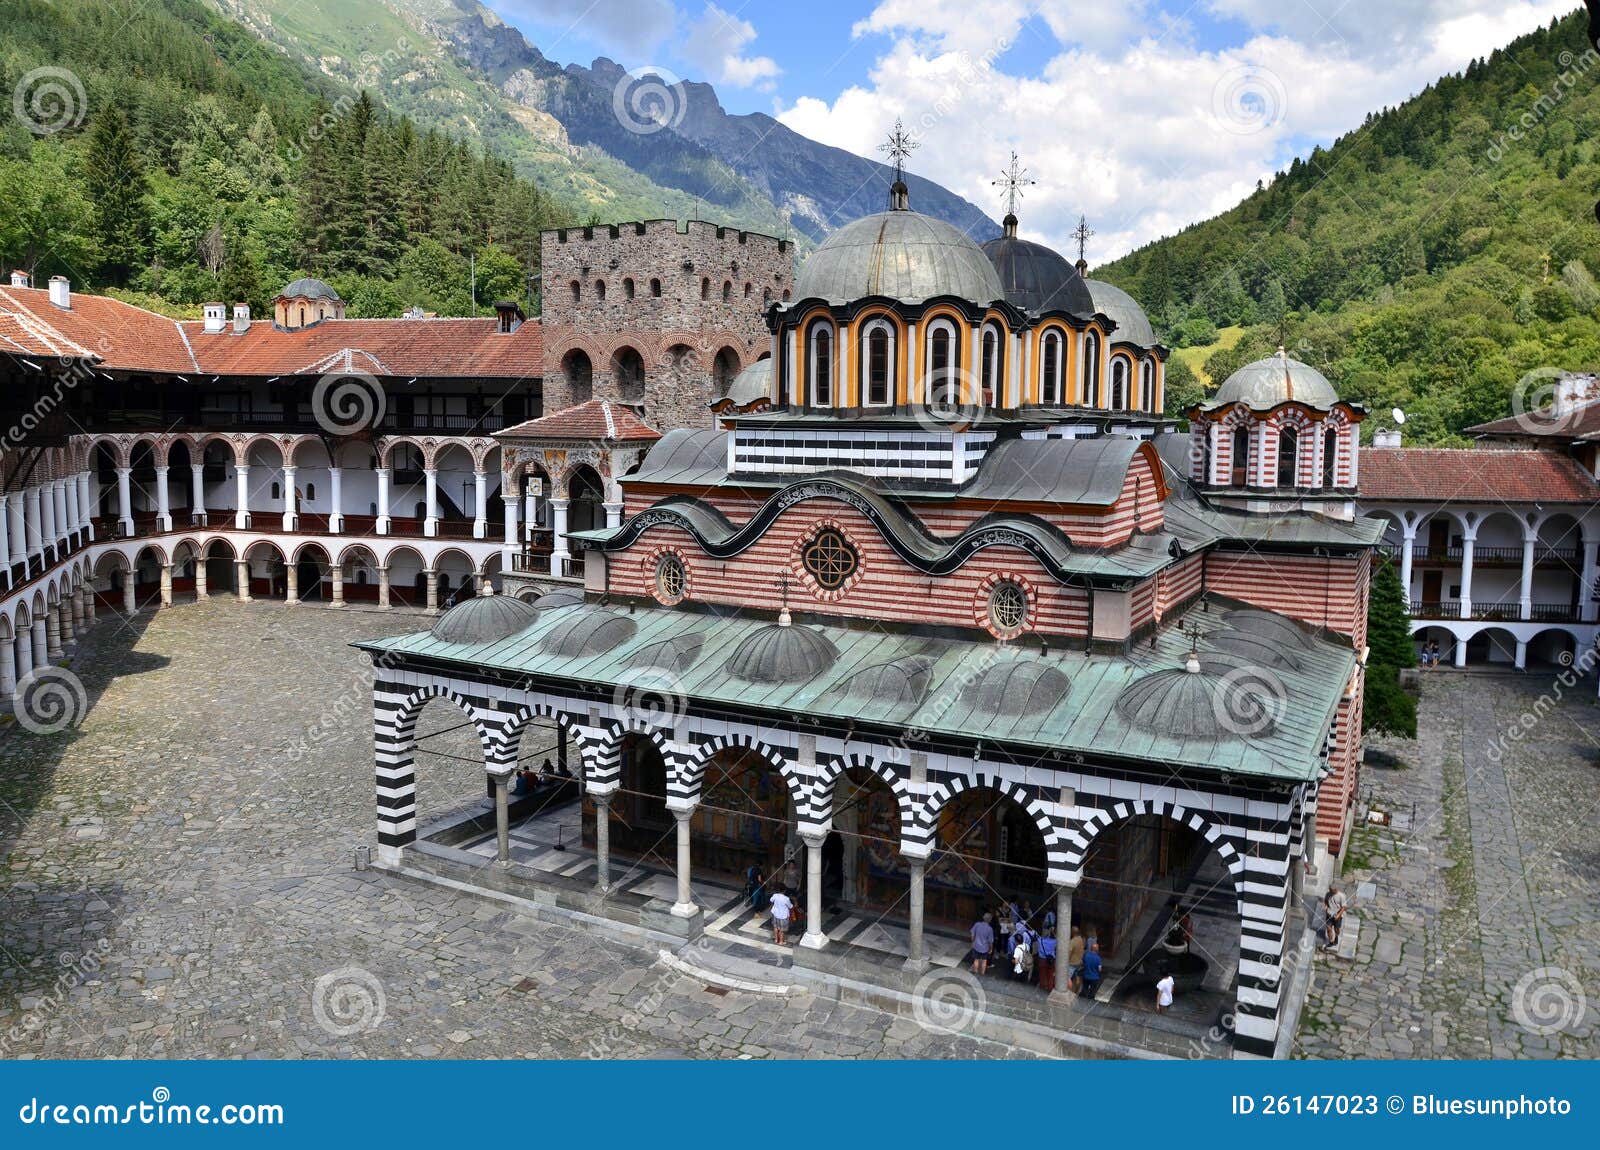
[540,609,638,658]
[726,623,839,684]
[1210,348,1339,411]
[429,593,540,645]
[1114,662,1280,740]
[793,206,1003,307]
[962,658,1071,719]
[278,277,342,303]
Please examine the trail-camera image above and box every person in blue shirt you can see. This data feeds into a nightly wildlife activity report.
[1079,941,1103,999]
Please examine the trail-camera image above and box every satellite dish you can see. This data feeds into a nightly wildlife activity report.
[1392,408,1408,425]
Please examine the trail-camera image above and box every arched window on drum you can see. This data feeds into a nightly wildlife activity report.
[1083,330,1102,407]
[981,323,1003,407]
[861,318,896,406]
[926,318,960,406]
[1139,359,1157,411]
[1039,329,1065,405]
[808,322,836,407]
[1110,356,1130,409]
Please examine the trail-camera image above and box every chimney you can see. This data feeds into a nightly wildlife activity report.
[1372,427,1401,449]
[202,302,227,334]
[493,300,524,334]
[1554,372,1600,415]
[232,303,250,334]
[48,276,70,309]
[8,269,29,288]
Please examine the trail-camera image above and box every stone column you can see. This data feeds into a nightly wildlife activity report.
[122,574,137,615]
[375,468,392,534]
[284,562,299,605]
[549,497,570,577]
[15,624,33,684]
[328,466,344,533]
[235,560,251,602]
[58,601,73,649]
[191,463,206,526]
[424,569,439,614]
[1399,523,1416,607]
[45,606,63,661]
[423,468,439,537]
[330,565,346,608]
[159,563,173,608]
[903,857,928,972]
[7,493,25,571]
[592,792,612,892]
[113,468,133,536]
[472,470,488,539]
[50,480,67,547]
[155,466,171,532]
[84,586,96,623]
[281,466,297,531]
[234,465,250,530]
[0,495,10,589]
[31,616,47,668]
[69,589,84,636]
[670,804,699,918]
[1459,531,1476,620]
[1049,885,1076,1004]
[493,772,511,864]
[78,472,94,539]
[502,474,520,569]
[799,829,828,950]
[25,486,44,558]
[604,501,624,529]
[0,636,15,707]
[1515,639,1529,670]
[377,566,391,609]
[40,482,57,555]
[195,560,207,600]
[1519,532,1536,621]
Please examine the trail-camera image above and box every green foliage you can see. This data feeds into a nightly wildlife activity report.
[0,0,564,316]
[1364,560,1418,739]
[1161,354,1204,420]
[1096,11,1600,444]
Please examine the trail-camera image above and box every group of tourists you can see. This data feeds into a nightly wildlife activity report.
[1420,639,1444,668]
[745,864,806,945]
[968,902,1104,1000]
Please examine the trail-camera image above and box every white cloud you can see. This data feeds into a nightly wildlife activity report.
[779,0,1578,261]
[681,4,781,90]
[489,0,678,61]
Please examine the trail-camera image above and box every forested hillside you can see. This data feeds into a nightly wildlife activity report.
[1098,10,1600,445]
[0,0,561,318]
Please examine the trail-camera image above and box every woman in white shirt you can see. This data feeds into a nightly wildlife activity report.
[769,888,794,945]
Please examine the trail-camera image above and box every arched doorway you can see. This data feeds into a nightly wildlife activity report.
[203,539,236,596]
[689,747,797,885]
[611,346,645,403]
[1528,627,1578,668]
[829,767,907,914]
[385,545,426,608]
[1464,626,1518,666]
[244,541,289,600]
[595,733,674,869]
[926,787,1048,928]
[567,466,604,537]
[293,542,330,603]
[712,346,741,398]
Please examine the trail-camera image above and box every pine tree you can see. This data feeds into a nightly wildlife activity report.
[1363,559,1417,738]
[361,120,406,277]
[84,106,151,286]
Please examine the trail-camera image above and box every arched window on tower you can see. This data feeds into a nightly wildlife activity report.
[810,324,835,407]
[1110,357,1130,409]
[1140,359,1156,411]
[595,280,606,301]
[650,278,662,297]
[927,319,959,405]
[1232,425,1251,486]
[1040,330,1064,405]
[1278,428,1298,487]
[862,319,895,406]
[1323,427,1340,487]
[722,281,732,302]
[981,324,1002,407]
[623,278,635,300]
[1083,331,1102,407]
[570,281,581,303]
[701,277,710,300]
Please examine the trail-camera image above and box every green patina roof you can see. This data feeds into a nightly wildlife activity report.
[357,600,1355,783]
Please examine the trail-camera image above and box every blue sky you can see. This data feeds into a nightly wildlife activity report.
[486,1,1579,258]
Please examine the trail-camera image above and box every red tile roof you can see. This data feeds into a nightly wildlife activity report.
[497,399,660,442]
[1360,447,1600,503]
[0,285,542,379]
[1467,403,1600,441]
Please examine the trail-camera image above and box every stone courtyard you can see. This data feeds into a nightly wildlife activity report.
[0,600,1595,1059]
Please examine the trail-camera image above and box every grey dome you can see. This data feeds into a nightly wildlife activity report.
[822,657,934,710]
[981,231,1094,316]
[794,210,1004,306]
[278,277,341,302]
[963,659,1070,719]
[1220,609,1316,650]
[1203,629,1302,672]
[1084,278,1156,348]
[627,633,706,675]
[540,610,637,658]
[1115,663,1279,740]
[1210,351,1339,411]
[532,588,585,611]
[726,624,839,684]
[430,594,540,645]
[721,359,771,407]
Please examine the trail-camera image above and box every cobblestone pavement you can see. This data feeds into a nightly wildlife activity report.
[0,601,1028,1060]
[1295,671,1600,1059]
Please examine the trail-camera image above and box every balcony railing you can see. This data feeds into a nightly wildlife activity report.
[1410,600,1583,623]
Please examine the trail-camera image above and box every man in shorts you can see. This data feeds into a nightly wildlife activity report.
[970,913,994,975]
[769,887,794,945]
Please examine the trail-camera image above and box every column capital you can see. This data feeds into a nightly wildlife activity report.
[665,798,699,818]
[798,825,830,848]
[898,840,932,862]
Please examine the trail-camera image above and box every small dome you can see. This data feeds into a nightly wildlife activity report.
[1115,663,1279,740]
[1220,609,1316,650]
[1084,278,1157,348]
[719,359,771,407]
[981,231,1094,315]
[1211,349,1339,411]
[626,633,705,675]
[1203,629,1302,672]
[726,624,839,684]
[430,594,540,645]
[277,277,341,302]
[962,658,1070,719]
[532,588,585,611]
[795,209,1003,306]
[822,657,934,710]
[540,610,637,658]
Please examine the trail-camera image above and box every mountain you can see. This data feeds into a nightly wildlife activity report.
[1094,10,1600,447]
[214,0,998,244]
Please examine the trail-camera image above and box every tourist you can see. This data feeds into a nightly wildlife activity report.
[1036,925,1057,991]
[769,886,794,946]
[1079,941,1102,1000]
[1323,884,1348,950]
[1155,969,1175,1014]
[969,913,994,975]
[1066,926,1086,994]
[743,866,767,912]
[1011,923,1034,981]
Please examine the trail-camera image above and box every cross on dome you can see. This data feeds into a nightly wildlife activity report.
[878,118,919,209]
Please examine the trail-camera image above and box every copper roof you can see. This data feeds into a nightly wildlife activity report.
[1359,447,1600,503]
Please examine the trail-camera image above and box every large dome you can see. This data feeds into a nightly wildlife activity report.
[794,209,1003,306]
[981,226,1094,316]
[1210,349,1339,411]
[1084,278,1157,348]
[430,593,540,645]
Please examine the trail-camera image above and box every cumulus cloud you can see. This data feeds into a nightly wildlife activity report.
[780,0,1575,260]
[681,3,781,90]
[491,0,678,60]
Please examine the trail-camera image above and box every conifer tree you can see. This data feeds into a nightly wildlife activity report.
[84,106,150,286]
[1363,559,1417,738]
